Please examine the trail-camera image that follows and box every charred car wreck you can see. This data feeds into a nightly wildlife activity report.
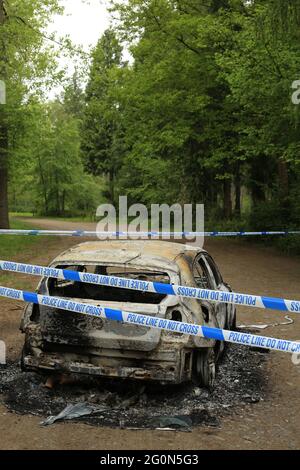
[20,241,236,388]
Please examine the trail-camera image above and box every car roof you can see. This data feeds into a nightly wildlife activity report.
[52,240,206,268]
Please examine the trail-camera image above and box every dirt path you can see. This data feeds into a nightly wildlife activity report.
[0,217,299,450]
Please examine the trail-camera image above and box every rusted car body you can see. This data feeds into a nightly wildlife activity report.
[20,241,236,387]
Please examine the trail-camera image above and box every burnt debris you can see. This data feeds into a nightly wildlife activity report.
[0,344,268,430]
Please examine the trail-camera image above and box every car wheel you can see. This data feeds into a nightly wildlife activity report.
[193,348,216,389]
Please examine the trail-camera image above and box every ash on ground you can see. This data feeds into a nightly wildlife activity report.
[0,345,268,430]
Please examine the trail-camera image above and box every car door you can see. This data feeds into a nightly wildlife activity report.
[192,255,213,291]
[202,254,231,329]
[192,254,222,325]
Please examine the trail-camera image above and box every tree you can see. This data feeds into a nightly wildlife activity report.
[109,0,300,227]
[81,29,124,204]
[8,97,101,218]
[63,70,85,121]
[109,0,244,214]
[0,0,62,228]
[0,0,9,228]
[215,0,300,227]
[106,0,300,228]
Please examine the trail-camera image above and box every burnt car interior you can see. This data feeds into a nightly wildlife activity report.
[47,265,170,304]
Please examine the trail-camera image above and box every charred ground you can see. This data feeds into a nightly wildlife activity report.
[0,343,267,430]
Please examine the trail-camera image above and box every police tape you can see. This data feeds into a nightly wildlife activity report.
[1,260,299,313]
[0,229,300,237]
[0,285,299,355]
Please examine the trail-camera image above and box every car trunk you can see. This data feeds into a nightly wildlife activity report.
[39,263,175,352]
[39,300,168,352]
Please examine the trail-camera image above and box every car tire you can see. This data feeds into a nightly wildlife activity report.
[192,348,216,389]
[216,308,237,363]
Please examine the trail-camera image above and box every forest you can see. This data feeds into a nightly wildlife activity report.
[0,0,300,246]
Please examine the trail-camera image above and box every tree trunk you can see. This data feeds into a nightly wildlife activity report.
[223,179,232,219]
[278,159,289,200]
[234,163,241,217]
[0,159,9,228]
[109,170,114,205]
[54,171,60,215]
[250,157,267,207]
[0,0,9,228]
[61,190,66,215]
[37,154,48,215]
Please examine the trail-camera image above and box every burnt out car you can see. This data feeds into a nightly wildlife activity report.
[20,241,236,388]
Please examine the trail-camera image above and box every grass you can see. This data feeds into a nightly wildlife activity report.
[9,212,34,218]
[0,219,53,288]
[0,219,46,259]
[10,212,93,221]
[46,215,96,223]
[10,212,97,223]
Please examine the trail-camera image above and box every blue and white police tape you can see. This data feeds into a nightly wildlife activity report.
[0,285,299,354]
[1,260,300,313]
[0,229,300,237]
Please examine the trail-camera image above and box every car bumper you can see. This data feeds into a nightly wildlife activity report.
[22,346,194,383]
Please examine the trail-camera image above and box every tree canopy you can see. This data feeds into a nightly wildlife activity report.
[1,0,300,248]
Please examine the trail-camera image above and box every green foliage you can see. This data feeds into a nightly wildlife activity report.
[100,0,300,230]
[2,0,300,255]
[8,70,103,218]
[8,97,103,217]
[81,29,124,204]
[0,0,63,227]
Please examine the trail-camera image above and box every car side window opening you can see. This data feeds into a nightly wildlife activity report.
[47,265,170,305]
[54,265,86,289]
[192,256,214,290]
[204,255,223,288]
